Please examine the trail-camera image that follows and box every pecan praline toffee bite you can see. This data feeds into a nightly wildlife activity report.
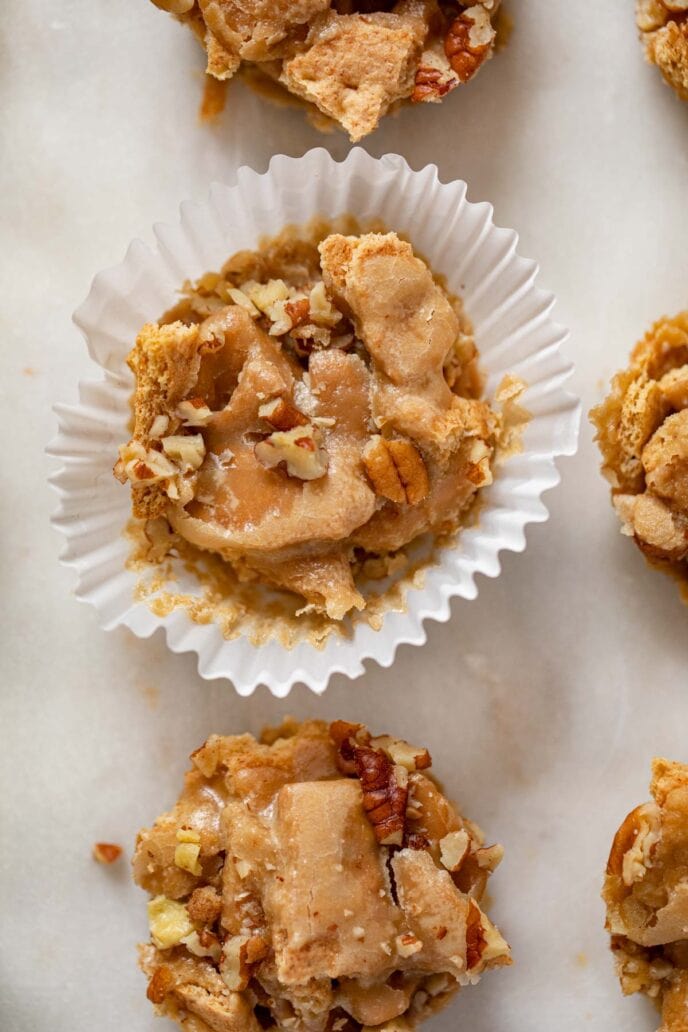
[115,226,511,623]
[603,759,688,1032]
[636,0,688,101]
[590,312,688,598]
[149,0,504,140]
[134,719,511,1031]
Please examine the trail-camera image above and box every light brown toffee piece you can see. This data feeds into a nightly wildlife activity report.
[637,1,688,100]
[591,312,688,594]
[603,759,688,1032]
[150,0,502,140]
[134,719,511,1032]
[116,229,501,620]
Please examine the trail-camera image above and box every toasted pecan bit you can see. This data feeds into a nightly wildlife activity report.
[445,14,491,83]
[607,805,646,877]
[411,65,454,102]
[474,843,505,873]
[362,436,429,505]
[254,425,329,480]
[439,830,470,873]
[146,965,175,1005]
[259,396,309,432]
[177,397,214,426]
[396,931,423,957]
[330,720,371,774]
[370,733,431,772]
[151,0,194,13]
[465,898,488,969]
[285,298,311,329]
[221,933,268,991]
[92,842,123,864]
[405,831,430,851]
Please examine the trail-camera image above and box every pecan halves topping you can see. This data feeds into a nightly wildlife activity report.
[355,746,409,847]
[362,436,430,505]
[445,12,492,83]
[329,722,433,845]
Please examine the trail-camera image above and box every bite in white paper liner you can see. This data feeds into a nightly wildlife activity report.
[48,149,580,697]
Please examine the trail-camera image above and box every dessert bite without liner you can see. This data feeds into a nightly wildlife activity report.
[134,718,511,1031]
[591,312,688,600]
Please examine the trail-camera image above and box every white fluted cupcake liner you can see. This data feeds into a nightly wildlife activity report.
[48,148,580,697]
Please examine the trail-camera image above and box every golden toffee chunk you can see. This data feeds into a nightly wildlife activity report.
[134,719,511,1031]
[603,758,688,1032]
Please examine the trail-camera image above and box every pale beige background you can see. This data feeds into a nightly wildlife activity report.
[2,1,688,1030]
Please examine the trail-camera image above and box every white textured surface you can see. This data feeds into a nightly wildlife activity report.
[49,148,578,695]
[2,2,688,1031]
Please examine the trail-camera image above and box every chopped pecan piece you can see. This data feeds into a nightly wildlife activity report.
[355,746,409,847]
[146,964,175,1005]
[465,898,487,969]
[329,721,437,847]
[285,298,311,329]
[331,722,431,775]
[412,65,454,102]
[254,425,329,481]
[151,0,194,12]
[259,396,309,432]
[92,842,123,864]
[221,932,269,991]
[177,397,214,426]
[161,433,206,472]
[330,719,371,774]
[405,831,430,850]
[439,830,470,873]
[362,436,429,505]
[370,734,431,771]
[445,12,492,83]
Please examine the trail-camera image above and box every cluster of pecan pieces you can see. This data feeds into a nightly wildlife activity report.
[329,720,504,894]
[412,2,501,104]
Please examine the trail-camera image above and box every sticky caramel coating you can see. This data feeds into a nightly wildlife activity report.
[134,719,511,1032]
